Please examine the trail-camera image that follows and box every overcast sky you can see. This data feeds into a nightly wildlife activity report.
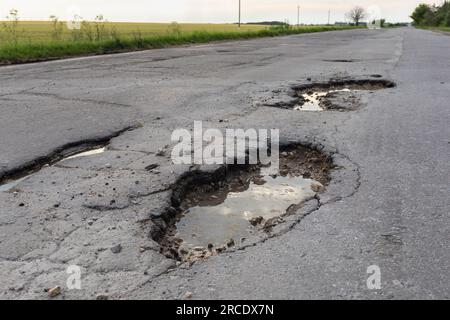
[0,1,442,24]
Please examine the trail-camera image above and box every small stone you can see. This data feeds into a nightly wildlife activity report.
[249,216,264,226]
[18,203,25,207]
[226,239,235,248]
[111,244,122,254]
[96,294,109,300]
[105,163,112,168]
[311,182,325,193]
[48,286,61,298]
[392,280,402,286]
[193,246,205,252]
[184,292,193,299]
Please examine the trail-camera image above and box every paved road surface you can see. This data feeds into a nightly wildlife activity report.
[0,28,448,299]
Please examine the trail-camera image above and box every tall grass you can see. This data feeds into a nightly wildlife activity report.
[0,24,359,65]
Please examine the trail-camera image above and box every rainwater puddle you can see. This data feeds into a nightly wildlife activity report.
[0,175,32,192]
[294,89,351,111]
[0,146,107,192]
[176,172,319,248]
[62,147,106,161]
[155,145,333,262]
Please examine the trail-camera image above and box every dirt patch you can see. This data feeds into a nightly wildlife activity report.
[150,144,333,263]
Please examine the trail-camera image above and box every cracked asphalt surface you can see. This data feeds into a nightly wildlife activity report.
[0,27,449,299]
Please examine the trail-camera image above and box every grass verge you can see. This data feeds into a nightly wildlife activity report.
[418,26,450,33]
[0,26,360,65]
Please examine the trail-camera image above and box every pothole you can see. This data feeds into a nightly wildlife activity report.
[264,78,395,112]
[0,145,107,192]
[294,88,351,111]
[0,126,137,192]
[151,144,333,263]
[292,79,395,111]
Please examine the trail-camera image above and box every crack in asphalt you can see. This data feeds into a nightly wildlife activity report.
[18,91,134,108]
[0,125,140,186]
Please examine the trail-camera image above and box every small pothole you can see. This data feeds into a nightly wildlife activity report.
[294,88,352,111]
[151,144,333,263]
[0,145,107,192]
[292,79,395,111]
[264,78,395,112]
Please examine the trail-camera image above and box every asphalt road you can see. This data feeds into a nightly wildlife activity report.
[0,27,448,299]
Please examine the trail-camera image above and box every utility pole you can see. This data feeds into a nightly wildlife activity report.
[297,5,300,27]
[328,9,331,25]
[238,0,241,28]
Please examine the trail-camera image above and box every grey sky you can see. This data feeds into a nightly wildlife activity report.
[0,1,441,24]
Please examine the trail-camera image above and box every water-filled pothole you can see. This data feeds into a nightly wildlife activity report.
[152,144,333,262]
[294,89,351,111]
[264,78,395,112]
[0,146,106,192]
[292,79,395,111]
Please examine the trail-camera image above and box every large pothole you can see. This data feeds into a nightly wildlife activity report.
[264,78,396,112]
[151,144,333,263]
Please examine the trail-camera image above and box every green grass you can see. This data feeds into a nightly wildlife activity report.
[0,21,360,65]
[419,26,450,32]
[0,21,269,43]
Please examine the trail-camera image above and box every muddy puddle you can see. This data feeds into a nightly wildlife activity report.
[264,78,395,111]
[154,145,333,262]
[176,172,319,249]
[294,89,351,111]
[0,146,107,192]
[292,79,395,111]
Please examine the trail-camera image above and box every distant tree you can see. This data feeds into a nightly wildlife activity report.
[437,1,450,26]
[346,6,366,26]
[410,3,433,26]
[410,2,450,27]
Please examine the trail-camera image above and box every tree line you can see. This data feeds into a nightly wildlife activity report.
[411,1,450,27]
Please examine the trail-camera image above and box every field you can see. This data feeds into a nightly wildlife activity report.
[0,21,268,44]
[0,20,359,65]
